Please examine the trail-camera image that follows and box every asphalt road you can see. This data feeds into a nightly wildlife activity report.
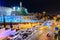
[26,28,54,40]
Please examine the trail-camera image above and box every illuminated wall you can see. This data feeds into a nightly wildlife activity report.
[0,16,39,23]
[0,16,3,22]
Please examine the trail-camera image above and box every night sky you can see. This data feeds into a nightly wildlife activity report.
[0,0,60,14]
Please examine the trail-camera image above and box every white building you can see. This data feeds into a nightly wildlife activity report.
[0,6,12,15]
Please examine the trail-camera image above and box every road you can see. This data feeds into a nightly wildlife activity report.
[26,24,54,40]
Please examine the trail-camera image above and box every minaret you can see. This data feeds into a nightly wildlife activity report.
[20,2,22,7]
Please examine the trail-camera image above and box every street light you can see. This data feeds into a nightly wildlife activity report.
[10,16,13,29]
[3,15,6,28]
[42,11,46,14]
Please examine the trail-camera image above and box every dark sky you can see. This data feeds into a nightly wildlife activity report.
[0,0,60,13]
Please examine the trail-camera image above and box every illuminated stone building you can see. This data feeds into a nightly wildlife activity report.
[0,2,40,30]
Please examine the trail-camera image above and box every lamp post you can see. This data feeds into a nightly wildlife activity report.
[42,11,46,14]
[3,15,6,28]
[10,21,13,29]
[10,16,13,29]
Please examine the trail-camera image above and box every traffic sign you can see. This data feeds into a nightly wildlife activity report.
[55,27,59,30]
